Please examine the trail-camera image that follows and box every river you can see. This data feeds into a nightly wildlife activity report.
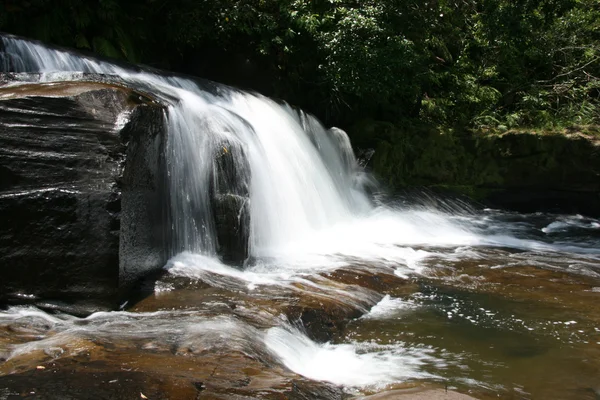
[1,35,600,399]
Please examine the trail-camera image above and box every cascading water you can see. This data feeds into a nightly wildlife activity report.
[2,35,600,398]
[1,35,372,261]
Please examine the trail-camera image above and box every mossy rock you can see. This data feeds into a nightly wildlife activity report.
[352,119,600,214]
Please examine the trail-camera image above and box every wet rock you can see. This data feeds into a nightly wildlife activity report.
[212,193,250,264]
[0,364,198,400]
[0,343,343,400]
[361,388,479,400]
[130,268,384,343]
[359,120,600,216]
[322,266,418,296]
[286,380,347,400]
[0,76,168,312]
[211,139,251,264]
[289,306,360,343]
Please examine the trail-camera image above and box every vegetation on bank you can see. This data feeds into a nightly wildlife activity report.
[1,0,598,133]
[357,120,600,201]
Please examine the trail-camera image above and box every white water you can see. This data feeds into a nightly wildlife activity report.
[362,295,418,320]
[1,35,373,259]
[264,325,438,387]
[5,36,599,264]
[3,35,600,390]
[0,305,440,389]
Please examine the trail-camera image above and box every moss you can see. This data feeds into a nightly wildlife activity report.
[353,119,600,203]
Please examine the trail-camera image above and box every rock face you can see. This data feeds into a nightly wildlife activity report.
[357,120,600,216]
[0,76,168,312]
[211,139,251,264]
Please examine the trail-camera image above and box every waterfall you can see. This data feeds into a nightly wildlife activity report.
[1,35,372,263]
[4,36,600,397]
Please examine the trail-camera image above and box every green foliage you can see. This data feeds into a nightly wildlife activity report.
[0,0,144,62]
[1,0,598,131]
[466,0,600,129]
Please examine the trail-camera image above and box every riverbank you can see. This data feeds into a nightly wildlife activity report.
[351,122,600,216]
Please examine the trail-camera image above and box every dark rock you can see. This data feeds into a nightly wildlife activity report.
[213,193,251,264]
[0,364,199,400]
[485,188,600,216]
[0,76,168,312]
[211,139,251,265]
[286,380,347,400]
[118,98,169,288]
[0,351,344,400]
[360,120,600,216]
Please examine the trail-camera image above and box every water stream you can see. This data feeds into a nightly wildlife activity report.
[2,36,600,399]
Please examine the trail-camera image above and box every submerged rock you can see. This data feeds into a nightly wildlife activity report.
[0,75,168,312]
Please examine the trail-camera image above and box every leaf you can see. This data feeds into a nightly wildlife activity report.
[75,34,91,49]
[92,36,122,59]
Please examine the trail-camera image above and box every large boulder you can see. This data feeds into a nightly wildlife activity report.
[0,76,168,313]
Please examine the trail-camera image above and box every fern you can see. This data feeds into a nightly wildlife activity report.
[114,26,138,62]
[92,36,121,59]
[75,34,91,49]
[73,8,91,30]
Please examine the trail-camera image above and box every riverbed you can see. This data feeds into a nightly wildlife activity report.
[1,207,599,399]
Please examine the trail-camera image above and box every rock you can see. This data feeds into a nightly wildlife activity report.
[0,330,343,400]
[361,388,479,400]
[118,93,169,287]
[212,193,250,264]
[358,120,600,216]
[211,139,251,265]
[130,262,395,344]
[0,76,168,312]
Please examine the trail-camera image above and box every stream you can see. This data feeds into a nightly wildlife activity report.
[2,208,599,399]
[1,35,600,399]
